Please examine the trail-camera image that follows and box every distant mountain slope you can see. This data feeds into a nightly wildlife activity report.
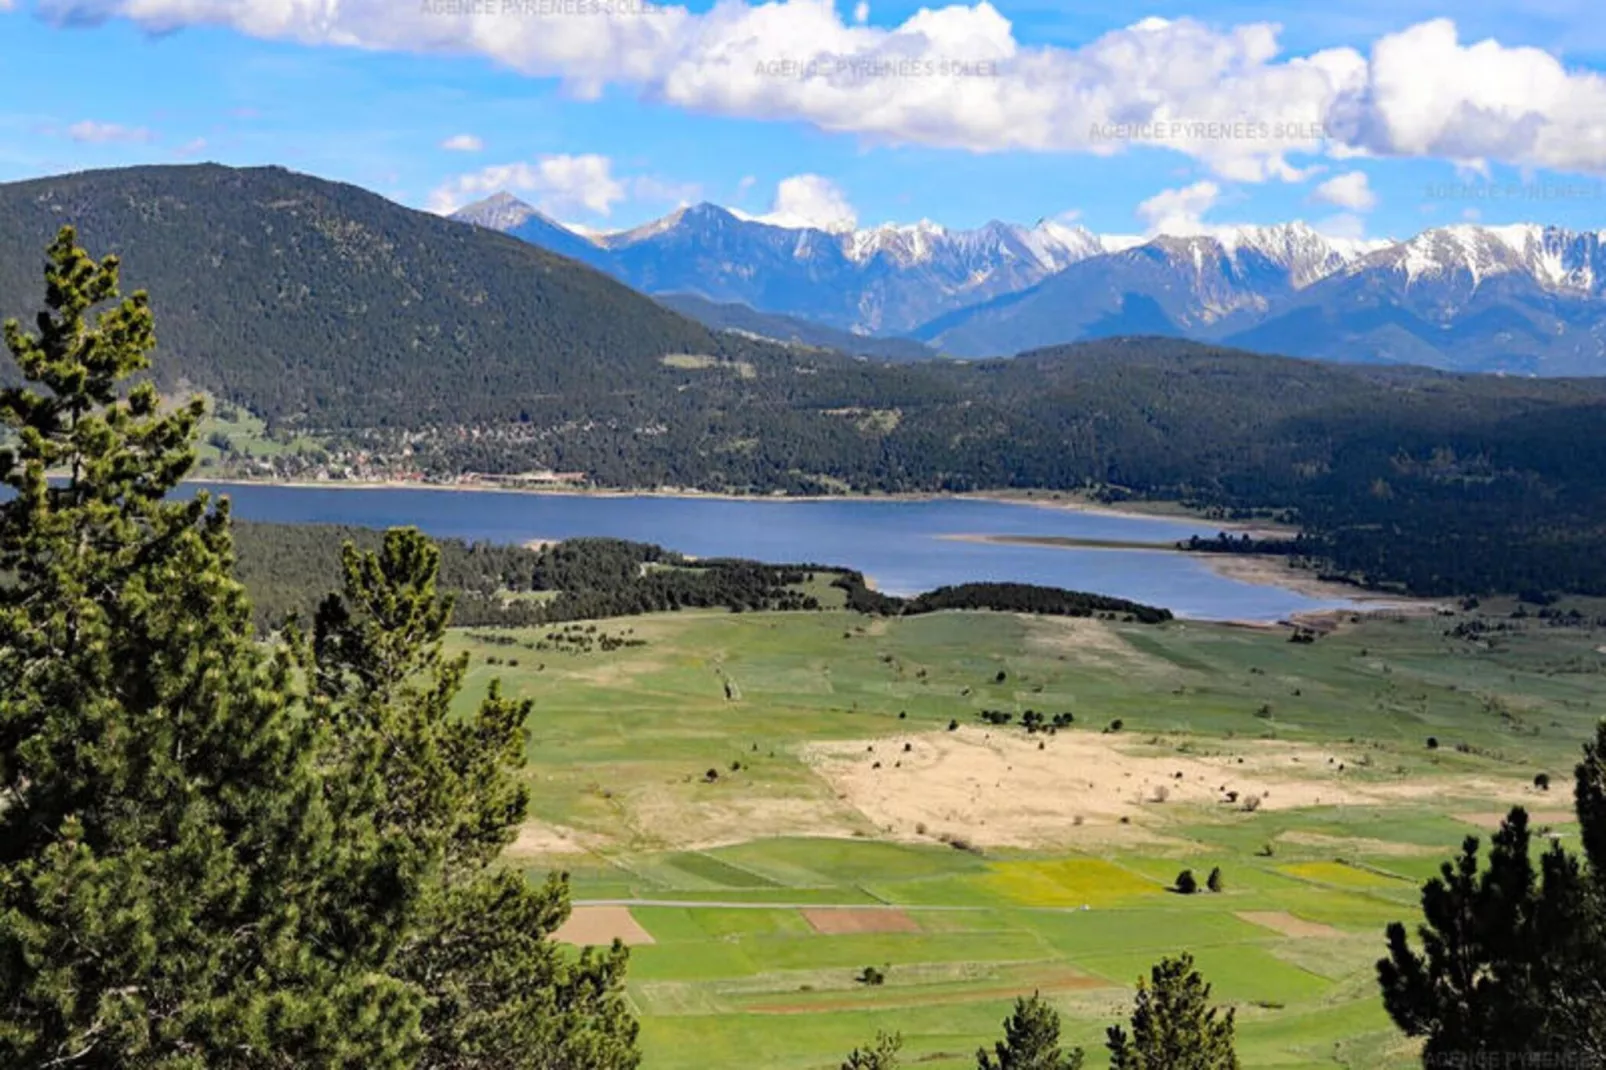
[0,164,740,426]
[656,293,938,361]
[453,191,1606,375]
[918,223,1606,373]
[451,195,1110,335]
[1220,226,1606,375]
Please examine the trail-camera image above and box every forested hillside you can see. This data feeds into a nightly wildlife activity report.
[8,167,1606,597]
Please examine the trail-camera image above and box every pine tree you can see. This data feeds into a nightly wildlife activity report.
[302,529,640,1069]
[1377,720,1606,1063]
[977,992,1085,1070]
[1106,954,1239,1070]
[0,225,641,1068]
[0,224,410,1066]
[841,1031,903,1070]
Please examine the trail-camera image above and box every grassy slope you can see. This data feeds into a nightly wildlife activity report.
[444,602,1605,1070]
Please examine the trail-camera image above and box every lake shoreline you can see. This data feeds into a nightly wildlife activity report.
[940,532,1442,612]
[186,478,1285,536]
[181,479,1369,621]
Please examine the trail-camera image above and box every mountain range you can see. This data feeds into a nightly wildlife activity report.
[453,195,1606,376]
[6,163,1606,597]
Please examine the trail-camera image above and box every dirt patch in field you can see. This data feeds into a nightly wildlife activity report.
[504,820,595,858]
[552,906,655,946]
[1456,809,1577,831]
[802,726,1536,850]
[1238,911,1345,939]
[801,907,920,935]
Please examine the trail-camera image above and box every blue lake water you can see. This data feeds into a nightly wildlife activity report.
[179,483,1372,622]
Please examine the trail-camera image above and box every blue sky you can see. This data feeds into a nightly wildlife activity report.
[2,0,1604,239]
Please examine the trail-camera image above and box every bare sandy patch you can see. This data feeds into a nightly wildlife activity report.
[1200,555,1443,611]
[1238,911,1344,939]
[801,907,920,935]
[552,906,655,946]
[504,820,595,858]
[801,726,1535,850]
[1456,809,1576,831]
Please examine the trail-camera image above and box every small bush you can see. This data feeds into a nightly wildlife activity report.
[1175,869,1198,894]
[1207,867,1223,893]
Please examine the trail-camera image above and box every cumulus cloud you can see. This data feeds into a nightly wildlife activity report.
[30,4,1606,177]
[66,120,153,143]
[440,133,484,151]
[1312,212,1368,240]
[1135,181,1220,235]
[748,174,857,231]
[1312,170,1376,211]
[427,154,626,216]
[630,174,702,206]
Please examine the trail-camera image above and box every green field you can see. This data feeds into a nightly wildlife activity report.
[453,601,1606,1069]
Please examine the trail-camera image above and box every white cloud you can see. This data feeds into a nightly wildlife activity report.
[440,133,484,152]
[751,174,857,231]
[631,174,702,205]
[173,136,208,157]
[66,120,153,144]
[1312,170,1376,211]
[33,5,1606,178]
[852,1,868,24]
[1312,212,1367,240]
[1135,180,1220,235]
[427,154,626,216]
[735,174,756,200]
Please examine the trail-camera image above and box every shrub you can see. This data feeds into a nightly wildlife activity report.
[1207,867,1223,893]
[1175,869,1198,894]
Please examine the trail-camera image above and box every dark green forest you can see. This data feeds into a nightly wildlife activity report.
[230,523,1172,633]
[7,165,1606,598]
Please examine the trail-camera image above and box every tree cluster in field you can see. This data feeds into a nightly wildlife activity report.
[832,574,1173,623]
[231,525,829,632]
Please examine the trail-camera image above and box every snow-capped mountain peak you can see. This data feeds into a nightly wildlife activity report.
[1364,223,1606,294]
[450,192,545,231]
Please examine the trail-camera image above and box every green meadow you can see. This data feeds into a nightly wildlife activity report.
[443,598,1606,1069]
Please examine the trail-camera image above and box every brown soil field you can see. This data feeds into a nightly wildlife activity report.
[552,906,656,946]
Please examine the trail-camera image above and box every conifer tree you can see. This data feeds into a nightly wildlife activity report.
[1378,720,1606,1064]
[0,225,641,1068]
[1106,954,1239,1070]
[841,1030,903,1070]
[977,993,1085,1070]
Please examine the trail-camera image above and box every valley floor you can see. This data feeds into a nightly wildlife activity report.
[454,599,1604,1069]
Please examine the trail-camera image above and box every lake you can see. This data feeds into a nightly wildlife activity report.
[179,483,1375,622]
